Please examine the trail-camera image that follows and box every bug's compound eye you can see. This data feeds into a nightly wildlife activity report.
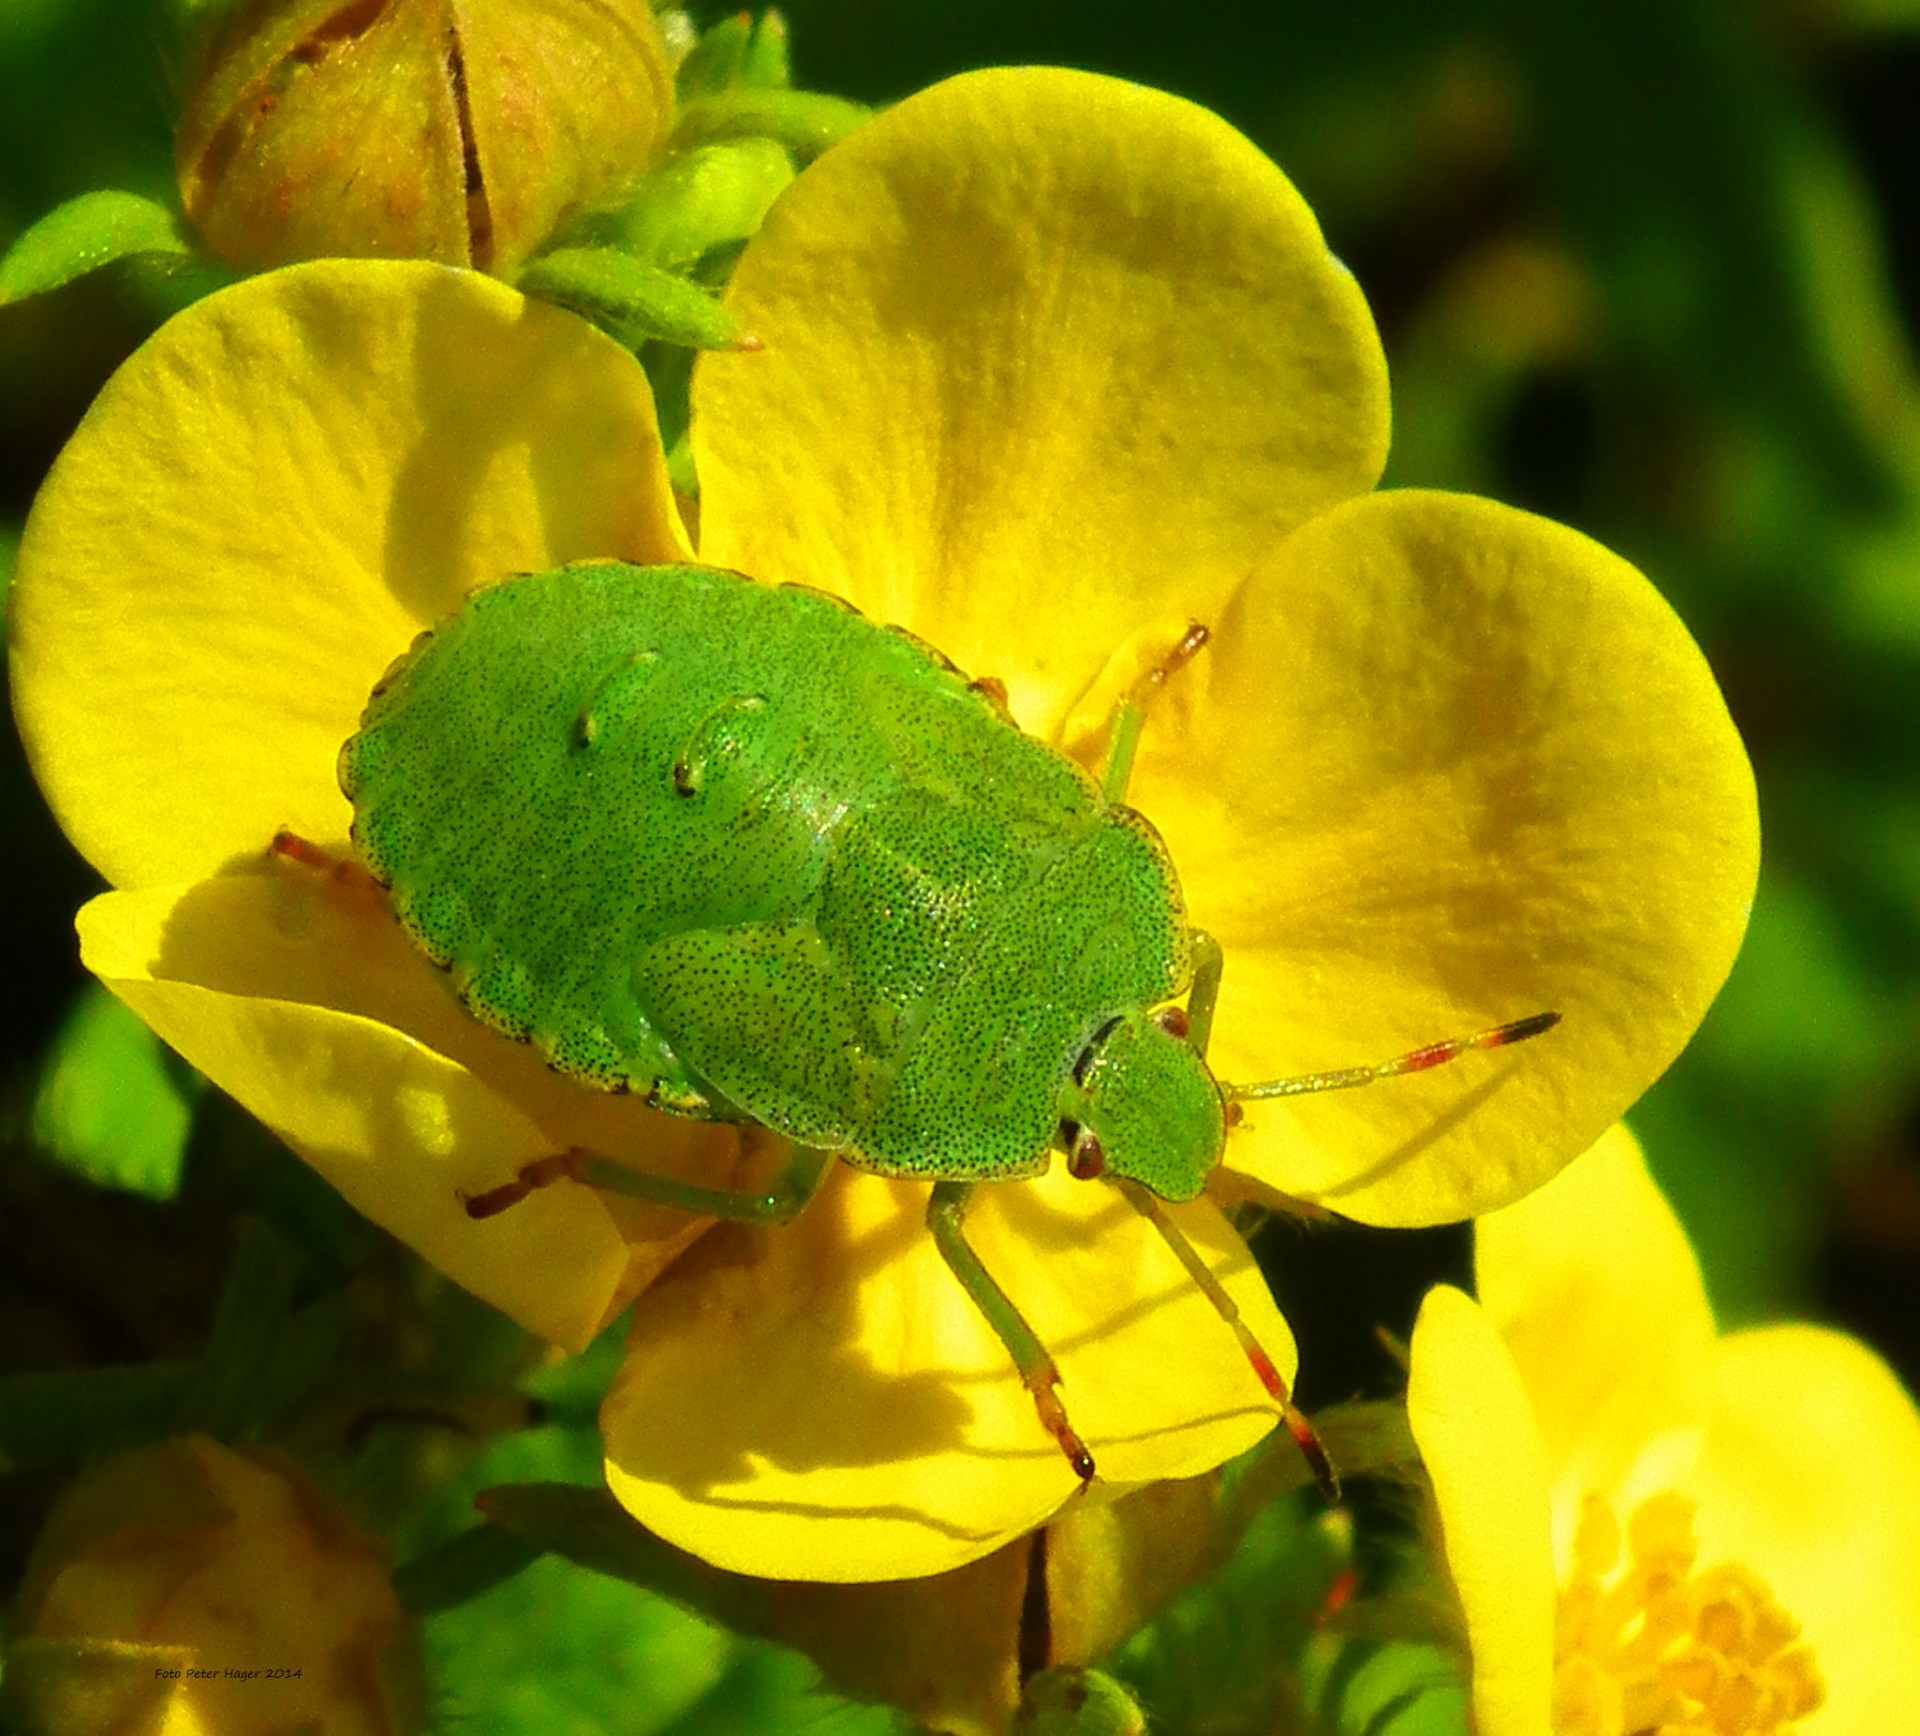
[1155,1005,1189,1040]
[1068,1127,1106,1181]
[1224,1100,1245,1130]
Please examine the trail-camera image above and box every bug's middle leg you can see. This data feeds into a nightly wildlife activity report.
[464,1142,835,1225]
[926,1181,1096,1484]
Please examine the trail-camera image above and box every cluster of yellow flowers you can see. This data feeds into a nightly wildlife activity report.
[8,12,1917,1730]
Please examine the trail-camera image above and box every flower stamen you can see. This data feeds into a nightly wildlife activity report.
[1552,1490,1824,1736]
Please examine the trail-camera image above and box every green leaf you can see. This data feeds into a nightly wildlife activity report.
[516,248,751,352]
[424,1552,737,1736]
[1102,1491,1352,1735]
[670,90,872,162]
[31,984,200,1200]
[474,1482,774,1637]
[0,1365,196,1472]
[0,190,195,306]
[1305,1640,1470,1736]
[423,1550,913,1736]
[172,1219,345,1443]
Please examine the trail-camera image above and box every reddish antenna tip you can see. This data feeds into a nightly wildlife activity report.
[730,332,766,353]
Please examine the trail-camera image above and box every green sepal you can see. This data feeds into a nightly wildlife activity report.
[0,1365,197,1474]
[675,12,752,98]
[675,10,792,98]
[474,1482,776,1636]
[562,139,794,272]
[739,11,792,89]
[30,983,201,1201]
[516,247,752,351]
[392,1524,543,1616]
[171,1219,348,1444]
[1016,1667,1147,1736]
[0,191,196,307]
[670,89,871,162]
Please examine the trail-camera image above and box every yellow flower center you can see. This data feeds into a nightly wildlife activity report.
[1552,1489,1824,1736]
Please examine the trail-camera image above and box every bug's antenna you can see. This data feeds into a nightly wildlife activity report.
[1224,1012,1560,1103]
[1113,1177,1340,1502]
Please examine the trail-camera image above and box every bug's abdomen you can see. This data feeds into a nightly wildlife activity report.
[343,566,833,1109]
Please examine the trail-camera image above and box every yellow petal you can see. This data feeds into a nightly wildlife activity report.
[1682,1326,1920,1736]
[1406,1285,1556,1736]
[1129,490,1757,1224]
[693,65,1389,738]
[602,1162,1291,1580]
[11,257,687,892]
[78,871,740,1351]
[1475,1126,1716,1503]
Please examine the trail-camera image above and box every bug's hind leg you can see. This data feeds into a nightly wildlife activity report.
[926,1181,1096,1484]
[464,1143,834,1225]
[1113,1177,1339,1501]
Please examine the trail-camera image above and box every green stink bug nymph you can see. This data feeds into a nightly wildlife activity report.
[317,561,1555,1487]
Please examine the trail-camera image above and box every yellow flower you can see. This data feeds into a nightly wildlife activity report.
[8,1435,420,1736]
[10,69,1755,1580]
[1408,1127,1920,1734]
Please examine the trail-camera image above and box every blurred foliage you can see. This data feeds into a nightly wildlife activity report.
[4,0,1920,1730]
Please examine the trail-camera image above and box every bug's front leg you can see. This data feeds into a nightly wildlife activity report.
[1182,928,1226,1059]
[926,1181,1096,1484]
[1098,622,1210,805]
[464,1143,834,1225]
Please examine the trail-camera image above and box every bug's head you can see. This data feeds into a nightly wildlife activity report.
[1058,1007,1226,1203]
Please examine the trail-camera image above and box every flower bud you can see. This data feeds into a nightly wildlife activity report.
[175,0,674,274]
[8,1435,422,1736]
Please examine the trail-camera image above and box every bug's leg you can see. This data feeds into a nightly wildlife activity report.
[1182,928,1226,1058]
[1150,930,1339,1493]
[267,828,380,891]
[1113,1177,1339,1501]
[1099,622,1210,805]
[926,1181,1096,1484]
[464,1142,834,1225]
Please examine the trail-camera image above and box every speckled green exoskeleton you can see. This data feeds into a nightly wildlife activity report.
[327,561,1555,1484]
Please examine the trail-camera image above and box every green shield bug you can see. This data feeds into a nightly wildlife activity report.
[310,561,1557,1488]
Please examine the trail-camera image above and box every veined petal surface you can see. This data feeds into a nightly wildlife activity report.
[1682,1326,1920,1736]
[602,1162,1291,1580]
[694,65,1390,738]
[1129,491,1757,1224]
[1406,1284,1556,1736]
[78,873,737,1350]
[11,259,689,891]
[1476,1126,1715,1503]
